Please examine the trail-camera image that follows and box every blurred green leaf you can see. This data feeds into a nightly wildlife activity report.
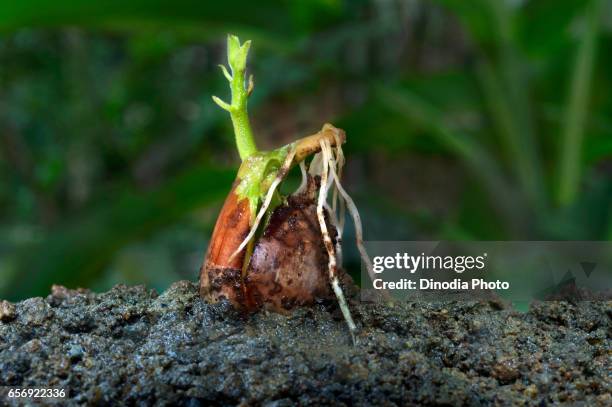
[0,0,339,33]
[558,0,603,206]
[436,0,498,47]
[1,0,611,301]
[584,135,612,163]
[4,165,233,300]
[517,0,585,57]
[374,83,528,235]
[475,59,545,209]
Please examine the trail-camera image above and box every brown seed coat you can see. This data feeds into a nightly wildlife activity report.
[244,179,336,311]
[199,180,250,305]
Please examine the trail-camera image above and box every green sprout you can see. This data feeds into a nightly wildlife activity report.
[212,35,258,161]
[204,35,361,342]
[212,35,290,218]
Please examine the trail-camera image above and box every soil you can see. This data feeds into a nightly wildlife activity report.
[0,281,610,406]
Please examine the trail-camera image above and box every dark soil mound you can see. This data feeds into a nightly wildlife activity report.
[0,281,610,405]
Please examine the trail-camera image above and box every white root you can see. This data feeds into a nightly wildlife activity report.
[331,278,355,343]
[229,148,297,262]
[325,152,377,287]
[295,161,308,194]
[324,203,343,266]
[317,140,357,343]
[318,136,388,302]
[333,133,346,238]
[337,196,346,239]
[308,152,323,176]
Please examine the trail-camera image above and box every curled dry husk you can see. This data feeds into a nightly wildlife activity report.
[200,124,374,332]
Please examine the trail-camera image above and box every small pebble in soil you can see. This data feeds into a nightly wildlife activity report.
[0,300,16,322]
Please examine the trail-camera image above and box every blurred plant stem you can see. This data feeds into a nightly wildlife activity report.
[558,0,602,206]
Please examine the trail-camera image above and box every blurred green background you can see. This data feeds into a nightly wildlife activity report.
[1,0,610,301]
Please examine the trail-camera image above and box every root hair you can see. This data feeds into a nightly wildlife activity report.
[317,139,357,343]
[331,130,345,237]
[295,161,308,194]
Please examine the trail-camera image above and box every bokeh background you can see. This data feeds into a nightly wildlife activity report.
[1,0,610,301]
